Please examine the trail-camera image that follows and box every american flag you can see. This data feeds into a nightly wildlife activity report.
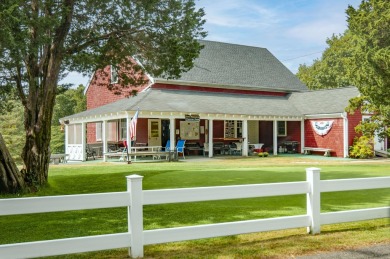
[129,109,139,140]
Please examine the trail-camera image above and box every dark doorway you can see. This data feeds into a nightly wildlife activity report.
[161,119,170,147]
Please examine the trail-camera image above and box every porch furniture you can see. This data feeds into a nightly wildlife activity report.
[185,142,203,156]
[176,140,186,159]
[283,141,299,153]
[213,142,224,155]
[229,142,242,155]
[163,140,171,151]
[104,146,170,162]
[203,143,209,157]
[303,147,332,157]
[86,145,96,161]
[50,154,68,164]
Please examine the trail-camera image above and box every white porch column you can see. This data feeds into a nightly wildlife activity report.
[81,122,86,161]
[242,119,248,156]
[170,118,175,150]
[301,118,305,154]
[208,119,214,157]
[273,120,278,156]
[102,120,108,161]
[342,112,349,158]
[65,124,69,156]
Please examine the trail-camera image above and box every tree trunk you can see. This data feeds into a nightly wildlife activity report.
[21,106,53,186]
[0,133,26,193]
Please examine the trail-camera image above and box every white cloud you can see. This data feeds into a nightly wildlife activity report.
[286,19,346,45]
[200,0,280,29]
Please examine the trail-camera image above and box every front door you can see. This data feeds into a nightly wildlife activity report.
[148,119,161,147]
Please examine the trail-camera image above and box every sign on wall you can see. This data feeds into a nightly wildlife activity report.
[180,121,200,140]
[311,120,334,136]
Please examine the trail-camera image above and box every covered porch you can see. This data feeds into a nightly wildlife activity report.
[60,88,305,162]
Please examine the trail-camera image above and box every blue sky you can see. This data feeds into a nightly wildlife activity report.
[60,0,361,86]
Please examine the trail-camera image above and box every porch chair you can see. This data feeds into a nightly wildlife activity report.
[86,145,96,161]
[176,139,186,159]
[164,140,171,151]
[229,142,242,155]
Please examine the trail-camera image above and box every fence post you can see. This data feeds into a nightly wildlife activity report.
[306,167,321,234]
[126,175,144,258]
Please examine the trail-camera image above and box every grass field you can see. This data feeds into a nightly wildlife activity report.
[1,155,389,258]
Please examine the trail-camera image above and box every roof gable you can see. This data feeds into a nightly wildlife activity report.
[288,87,360,115]
[156,40,308,93]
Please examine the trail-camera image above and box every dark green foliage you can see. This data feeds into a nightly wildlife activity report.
[297,0,390,141]
[0,100,24,164]
[0,0,206,190]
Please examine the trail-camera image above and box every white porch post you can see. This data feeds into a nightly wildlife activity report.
[102,120,108,161]
[208,119,214,157]
[342,112,349,158]
[273,120,278,156]
[242,119,248,156]
[81,122,86,161]
[65,124,69,156]
[170,118,175,150]
[301,118,305,154]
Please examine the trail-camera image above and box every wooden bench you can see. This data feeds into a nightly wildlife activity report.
[303,147,332,157]
[50,154,69,164]
[104,151,172,162]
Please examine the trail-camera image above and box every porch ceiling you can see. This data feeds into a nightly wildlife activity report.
[61,89,304,123]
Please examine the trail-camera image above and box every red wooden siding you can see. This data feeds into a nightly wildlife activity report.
[347,110,362,146]
[86,66,149,110]
[304,118,344,157]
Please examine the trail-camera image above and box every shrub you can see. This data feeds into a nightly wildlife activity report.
[258,152,269,157]
[349,136,374,159]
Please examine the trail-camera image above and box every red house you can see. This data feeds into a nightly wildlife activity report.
[60,40,386,161]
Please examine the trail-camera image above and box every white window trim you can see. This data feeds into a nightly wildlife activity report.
[110,65,118,84]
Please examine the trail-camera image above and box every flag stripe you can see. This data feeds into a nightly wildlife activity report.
[129,109,139,140]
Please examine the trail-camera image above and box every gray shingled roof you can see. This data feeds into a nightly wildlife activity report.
[288,87,360,115]
[63,88,303,120]
[63,87,360,121]
[157,40,308,92]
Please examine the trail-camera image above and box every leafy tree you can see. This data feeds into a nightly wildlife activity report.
[0,0,206,193]
[297,0,389,142]
[345,0,390,141]
[296,32,357,90]
[0,100,24,164]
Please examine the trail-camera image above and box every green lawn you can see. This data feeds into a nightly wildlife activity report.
[1,156,389,258]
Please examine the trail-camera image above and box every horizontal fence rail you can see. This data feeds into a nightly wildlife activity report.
[0,192,129,216]
[0,168,389,259]
[143,181,309,205]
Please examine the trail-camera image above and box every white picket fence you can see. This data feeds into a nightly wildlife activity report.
[0,168,389,259]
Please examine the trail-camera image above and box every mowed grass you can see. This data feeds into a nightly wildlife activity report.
[1,156,389,258]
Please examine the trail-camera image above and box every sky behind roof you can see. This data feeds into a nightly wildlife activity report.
[60,0,362,87]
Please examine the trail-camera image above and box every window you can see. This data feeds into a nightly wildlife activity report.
[96,122,102,141]
[277,121,287,136]
[110,65,118,84]
[120,119,127,140]
[224,120,242,138]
